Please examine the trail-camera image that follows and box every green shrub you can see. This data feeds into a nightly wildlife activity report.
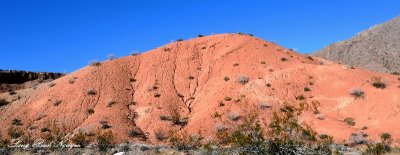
[128,127,144,138]
[304,87,311,92]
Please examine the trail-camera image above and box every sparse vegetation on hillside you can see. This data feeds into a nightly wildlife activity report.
[48,82,55,87]
[176,39,184,42]
[228,112,240,121]
[256,102,270,109]
[96,131,115,152]
[86,108,95,115]
[280,57,287,61]
[304,87,311,92]
[107,54,115,60]
[89,60,101,66]
[224,76,230,81]
[106,98,115,107]
[86,88,96,95]
[224,96,232,101]
[344,117,355,126]
[350,88,365,99]
[154,129,167,141]
[372,80,386,89]
[52,99,62,106]
[236,76,249,85]
[11,118,22,126]
[0,98,9,106]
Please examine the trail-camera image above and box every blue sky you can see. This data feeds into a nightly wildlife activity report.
[0,1,399,72]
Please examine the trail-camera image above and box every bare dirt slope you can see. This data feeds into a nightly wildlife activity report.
[313,16,400,73]
[1,34,399,144]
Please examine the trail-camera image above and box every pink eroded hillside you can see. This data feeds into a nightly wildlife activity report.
[1,33,399,144]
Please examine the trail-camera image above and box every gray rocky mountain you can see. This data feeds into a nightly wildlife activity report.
[314,16,400,73]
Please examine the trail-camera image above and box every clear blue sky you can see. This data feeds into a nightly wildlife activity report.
[1,1,399,72]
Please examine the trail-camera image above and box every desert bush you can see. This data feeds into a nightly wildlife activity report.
[107,54,115,60]
[363,142,390,155]
[228,112,240,121]
[280,57,288,61]
[0,98,9,107]
[71,130,90,148]
[380,133,392,142]
[89,60,101,66]
[224,96,232,101]
[304,87,311,92]
[154,129,167,141]
[257,102,271,109]
[197,34,204,37]
[372,81,386,89]
[101,123,111,129]
[344,117,355,126]
[9,91,16,95]
[130,51,138,56]
[361,126,368,130]
[52,99,62,106]
[86,88,96,95]
[236,76,249,85]
[218,100,225,107]
[260,61,266,64]
[176,39,184,42]
[11,119,22,126]
[106,98,114,107]
[296,95,306,100]
[224,76,230,81]
[48,82,56,87]
[348,132,368,145]
[188,76,195,80]
[159,115,170,121]
[128,127,144,138]
[8,127,23,139]
[86,108,95,115]
[68,78,75,84]
[167,104,187,126]
[212,112,222,118]
[168,131,203,151]
[96,131,115,152]
[40,127,51,133]
[350,88,365,99]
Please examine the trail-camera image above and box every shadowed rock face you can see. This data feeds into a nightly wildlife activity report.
[313,16,400,73]
[0,70,64,92]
